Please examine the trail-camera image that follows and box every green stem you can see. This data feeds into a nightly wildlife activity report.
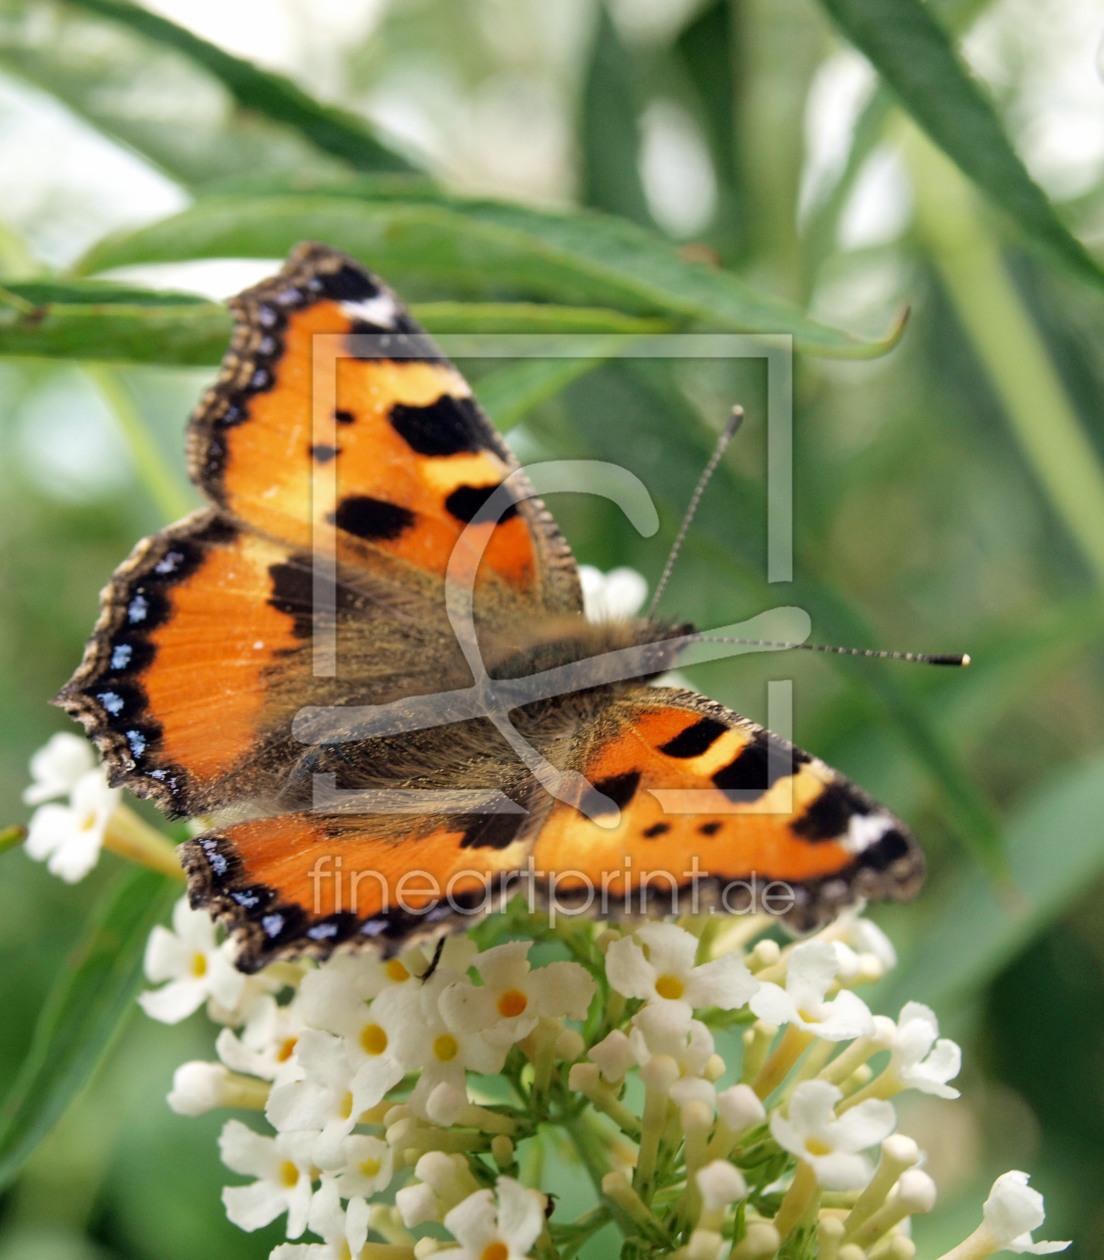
[84,364,193,523]
[911,134,1104,588]
[0,283,35,315]
[564,1114,614,1202]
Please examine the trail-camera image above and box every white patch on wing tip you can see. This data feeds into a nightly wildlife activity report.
[845,811,894,854]
[340,294,399,328]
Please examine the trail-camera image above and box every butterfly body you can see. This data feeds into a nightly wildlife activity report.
[57,243,923,971]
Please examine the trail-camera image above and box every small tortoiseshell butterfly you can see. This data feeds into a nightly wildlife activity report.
[57,243,923,971]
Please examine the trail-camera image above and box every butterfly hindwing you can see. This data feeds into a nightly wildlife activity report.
[530,687,923,931]
[181,800,547,971]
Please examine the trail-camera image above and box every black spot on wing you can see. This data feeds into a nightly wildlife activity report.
[346,320,441,363]
[712,732,810,801]
[859,827,912,872]
[642,822,670,839]
[311,444,339,463]
[444,484,518,524]
[458,811,527,850]
[315,262,380,303]
[268,560,315,640]
[791,782,872,842]
[659,717,728,759]
[579,770,641,818]
[335,409,356,426]
[390,396,484,457]
[329,495,415,542]
[698,821,722,836]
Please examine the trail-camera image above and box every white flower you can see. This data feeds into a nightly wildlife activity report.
[890,1001,961,1098]
[979,1171,1070,1254]
[443,1176,546,1260]
[438,940,594,1045]
[627,1003,715,1078]
[265,1039,359,1165]
[769,1079,896,1190]
[606,923,758,1016]
[24,732,96,805]
[270,1176,370,1260]
[330,1134,393,1199]
[24,767,118,883]
[139,897,255,1025]
[828,909,898,972]
[396,1151,481,1228]
[588,1028,637,1083]
[219,1119,315,1237]
[697,1160,748,1215]
[716,1084,766,1137]
[749,940,874,1041]
[216,995,307,1084]
[580,564,648,621]
[295,951,407,1033]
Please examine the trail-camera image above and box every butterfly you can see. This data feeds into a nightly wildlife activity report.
[56,243,922,972]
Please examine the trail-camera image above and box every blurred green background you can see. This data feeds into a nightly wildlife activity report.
[1,0,1103,1255]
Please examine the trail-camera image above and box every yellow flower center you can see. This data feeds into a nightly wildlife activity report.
[497,989,528,1018]
[386,959,410,983]
[805,1137,832,1157]
[482,1245,509,1260]
[434,1034,459,1062]
[190,952,208,979]
[279,1161,300,1188]
[339,1091,354,1121]
[360,1023,388,1056]
[276,1037,297,1063]
[655,974,685,1001]
[359,1156,382,1178]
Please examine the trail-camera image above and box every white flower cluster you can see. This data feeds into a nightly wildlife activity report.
[141,898,1070,1260]
[22,732,118,882]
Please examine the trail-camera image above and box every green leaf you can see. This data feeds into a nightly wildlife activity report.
[0,277,668,364]
[877,750,1104,1013]
[672,0,745,261]
[0,286,233,365]
[77,193,905,357]
[0,1,348,189]
[579,3,653,227]
[0,867,177,1188]
[62,0,413,174]
[815,0,1104,290]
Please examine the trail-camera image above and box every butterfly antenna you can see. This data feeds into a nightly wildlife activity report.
[648,406,744,619]
[694,636,970,667]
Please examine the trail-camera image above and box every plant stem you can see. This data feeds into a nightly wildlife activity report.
[911,133,1104,588]
[84,364,193,523]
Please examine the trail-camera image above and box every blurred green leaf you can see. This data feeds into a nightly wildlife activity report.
[0,276,668,363]
[0,293,232,366]
[815,0,1104,290]
[878,750,1104,1012]
[62,0,413,175]
[476,351,626,432]
[0,1,348,189]
[672,0,745,261]
[579,3,653,227]
[0,867,177,1189]
[77,193,904,357]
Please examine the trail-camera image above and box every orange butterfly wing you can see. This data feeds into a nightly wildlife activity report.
[189,242,579,611]
[531,687,923,932]
[57,245,581,816]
